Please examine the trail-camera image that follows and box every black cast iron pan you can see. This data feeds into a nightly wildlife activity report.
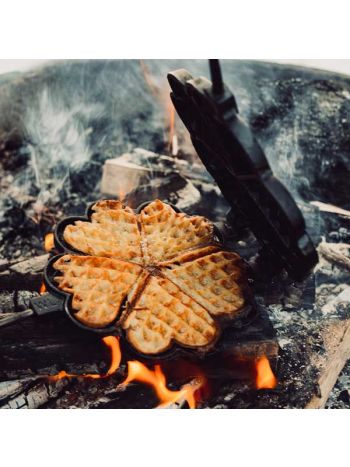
[0,200,256,361]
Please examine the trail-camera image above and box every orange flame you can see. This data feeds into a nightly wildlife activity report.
[120,361,204,408]
[39,283,47,294]
[48,336,121,381]
[102,336,122,376]
[44,232,54,252]
[255,356,277,390]
[140,60,160,98]
[139,60,178,156]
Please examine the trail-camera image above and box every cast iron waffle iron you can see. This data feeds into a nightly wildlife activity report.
[167,60,318,281]
[0,200,260,362]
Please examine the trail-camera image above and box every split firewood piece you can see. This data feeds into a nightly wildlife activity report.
[306,319,350,409]
[311,201,350,218]
[318,241,350,272]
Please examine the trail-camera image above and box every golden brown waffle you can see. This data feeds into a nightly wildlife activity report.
[122,275,217,354]
[140,200,214,262]
[53,255,142,328]
[160,247,245,317]
[54,199,248,354]
[63,201,142,263]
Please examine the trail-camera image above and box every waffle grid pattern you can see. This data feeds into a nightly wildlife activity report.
[54,255,142,328]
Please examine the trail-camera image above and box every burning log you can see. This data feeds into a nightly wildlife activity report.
[119,361,205,409]
[0,377,69,409]
[48,336,121,381]
[0,309,109,380]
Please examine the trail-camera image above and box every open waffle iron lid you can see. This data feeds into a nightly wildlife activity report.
[167,60,318,281]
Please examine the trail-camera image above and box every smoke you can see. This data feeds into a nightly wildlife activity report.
[22,86,104,205]
[262,116,307,200]
[2,59,349,214]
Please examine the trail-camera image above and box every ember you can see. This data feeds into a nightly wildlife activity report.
[44,232,54,252]
[120,361,205,409]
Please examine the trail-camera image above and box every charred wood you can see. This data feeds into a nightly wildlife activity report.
[0,254,48,291]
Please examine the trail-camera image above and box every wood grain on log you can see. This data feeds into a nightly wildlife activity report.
[306,320,350,409]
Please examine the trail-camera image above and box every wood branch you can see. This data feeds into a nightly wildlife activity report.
[306,319,350,408]
[310,201,350,218]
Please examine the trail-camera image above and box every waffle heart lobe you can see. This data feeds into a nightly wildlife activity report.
[140,199,214,263]
[122,274,218,354]
[159,247,245,317]
[63,200,143,263]
[53,254,142,328]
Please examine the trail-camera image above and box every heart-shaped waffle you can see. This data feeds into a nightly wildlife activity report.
[53,255,142,328]
[53,200,248,355]
[63,200,143,263]
[140,199,214,263]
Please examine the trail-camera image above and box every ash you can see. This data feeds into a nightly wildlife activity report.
[1,60,350,408]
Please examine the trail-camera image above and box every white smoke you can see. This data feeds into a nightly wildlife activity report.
[21,86,104,205]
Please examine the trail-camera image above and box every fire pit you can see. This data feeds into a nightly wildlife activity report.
[1,60,350,409]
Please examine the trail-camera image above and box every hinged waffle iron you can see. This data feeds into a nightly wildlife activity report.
[0,60,318,363]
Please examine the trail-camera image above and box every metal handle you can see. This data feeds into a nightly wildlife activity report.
[0,309,34,328]
[209,59,224,95]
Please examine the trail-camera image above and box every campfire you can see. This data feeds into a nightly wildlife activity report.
[1,59,350,410]
[40,197,277,409]
[46,333,277,408]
